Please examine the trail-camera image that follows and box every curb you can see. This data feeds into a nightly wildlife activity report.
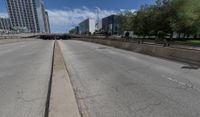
[48,40,80,117]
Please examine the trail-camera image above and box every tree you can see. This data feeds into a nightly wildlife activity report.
[119,11,135,34]
[69,28,76,34]
[119,0,200,39]
[169,0,200,38]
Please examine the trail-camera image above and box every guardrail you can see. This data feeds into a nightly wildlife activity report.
[0,33,39,40]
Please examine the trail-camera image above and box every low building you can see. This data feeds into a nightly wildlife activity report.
[79,18,95,35]
[102,15,121,35]
[0,17,11,31]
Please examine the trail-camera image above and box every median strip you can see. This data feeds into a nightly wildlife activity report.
[48,40,80,117]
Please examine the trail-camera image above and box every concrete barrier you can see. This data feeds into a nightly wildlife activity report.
[75,38,200,66]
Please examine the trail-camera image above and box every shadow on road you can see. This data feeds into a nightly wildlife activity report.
[181,65,199,70]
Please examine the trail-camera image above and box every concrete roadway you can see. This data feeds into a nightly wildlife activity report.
[0,40,54,117]
[59,40,200,117]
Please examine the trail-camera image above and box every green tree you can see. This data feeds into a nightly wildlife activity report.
[119,11,135,34]
[119,0,200,39]
[170,0,200,38]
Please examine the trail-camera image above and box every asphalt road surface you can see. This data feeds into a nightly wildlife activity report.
[59,40,200,117]
[0,40,54,117]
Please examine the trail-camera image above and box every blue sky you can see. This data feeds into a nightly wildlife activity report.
[0,0,156,32]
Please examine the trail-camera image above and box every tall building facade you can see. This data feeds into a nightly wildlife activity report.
[79,18,95,34]
[102,15,121,35]
[5,0,50,33]
[44,11,50,33]
[0,17,11,31]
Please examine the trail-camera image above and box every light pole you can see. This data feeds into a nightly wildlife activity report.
[95,7,101,30]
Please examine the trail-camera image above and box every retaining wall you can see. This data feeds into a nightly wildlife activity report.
[75,38,200,66]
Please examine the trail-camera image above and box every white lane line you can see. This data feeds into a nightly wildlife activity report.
[163,75,200,93]
[167,77,186,86]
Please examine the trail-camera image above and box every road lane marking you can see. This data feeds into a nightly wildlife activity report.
[163,75,200,93]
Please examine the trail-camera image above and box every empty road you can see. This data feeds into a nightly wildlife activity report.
[1,39,200,117]
[0,40,54,117]
[59,40,200,117]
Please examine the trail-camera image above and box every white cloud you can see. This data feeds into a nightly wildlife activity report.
[129,9,137,13]
[47,7,117,33]
[120,9,136,13]
[0,7,136,33]
[0,12,8,18]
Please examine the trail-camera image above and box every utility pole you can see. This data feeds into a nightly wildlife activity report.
[95,7,100,30]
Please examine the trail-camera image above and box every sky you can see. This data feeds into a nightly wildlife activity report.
[0,0,156,32]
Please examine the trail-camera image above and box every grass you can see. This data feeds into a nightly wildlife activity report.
[175,40,200,45]
[189,40,200,44]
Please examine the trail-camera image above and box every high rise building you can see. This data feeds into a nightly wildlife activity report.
[0,17,11,31]
[5,0,50,33]
[44,11,50,33]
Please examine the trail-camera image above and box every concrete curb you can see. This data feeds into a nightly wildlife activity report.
[48,41,80,117]
[58,41,91,117]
